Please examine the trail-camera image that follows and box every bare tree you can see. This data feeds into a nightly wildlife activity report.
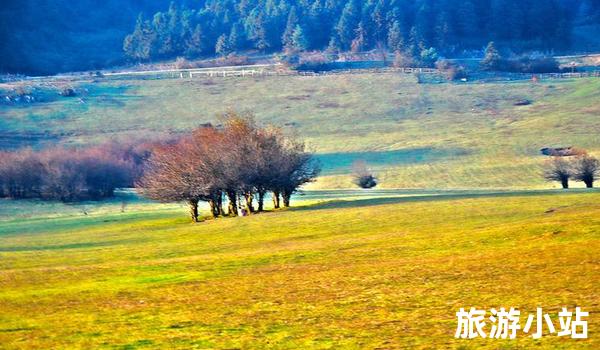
[187,126,227,217]
[138,110,320,220]
[573,155,599,188]
[543,157,572,189]
[138,141,212,222]
[352,160,377,189]
[253,126,286,211]
[272,138,320,208]
[219,112,260,216]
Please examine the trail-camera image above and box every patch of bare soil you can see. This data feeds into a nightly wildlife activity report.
[285,94,311,100]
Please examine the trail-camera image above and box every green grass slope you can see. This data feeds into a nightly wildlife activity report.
[0,192,598,349]
[2,74,600,189]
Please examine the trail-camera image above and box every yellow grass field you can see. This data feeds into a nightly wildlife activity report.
[1,191,598,349]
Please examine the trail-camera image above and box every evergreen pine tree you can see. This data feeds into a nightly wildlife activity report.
[481,41,502,71]
[327,34,342,53]
[123,14,145,60]
[255,15,270,51]
[408,26,421,59]
[282,7,299,50]
[336,0,360,50]
[185,24,204,57]
[291,25,309,51]
[351,22,367,53]
[229,22,245,51]
[387,20,404,52]
[215,34,232,56]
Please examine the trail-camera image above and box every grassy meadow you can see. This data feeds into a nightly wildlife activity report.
[1,70,599,348]
[0,191,598,349]
[2,73,600,189]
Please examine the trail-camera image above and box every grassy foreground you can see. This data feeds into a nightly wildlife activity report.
[0,191,598,349]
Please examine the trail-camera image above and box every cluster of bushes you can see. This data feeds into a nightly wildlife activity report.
[173,55,251,70]
[481,42,561,73]
[139,112,320,222]
[544,155,599,189]
[393,49,440,69]
[0,143,149,201]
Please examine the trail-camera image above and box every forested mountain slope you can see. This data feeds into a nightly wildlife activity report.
[2,0,600,75]
[0,0,175,75]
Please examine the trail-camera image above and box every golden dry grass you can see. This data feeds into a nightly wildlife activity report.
[0,191,598,349]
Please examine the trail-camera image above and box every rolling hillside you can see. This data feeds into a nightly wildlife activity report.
[2,73,600,189]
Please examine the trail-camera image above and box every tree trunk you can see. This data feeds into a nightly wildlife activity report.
[282,190,291,207]
[208,200,218,218]
[216,192,223,216]
[209,200,215,217]
[188,199,199,222]
[226,190,238,216]
[257,189,266,212]
[585,180,593,188]
[272,190,280,209]
[244,192,255,213]
[561,178,569,189]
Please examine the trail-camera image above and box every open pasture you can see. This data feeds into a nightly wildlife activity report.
[0,191,598,348]
[2,74,600,189]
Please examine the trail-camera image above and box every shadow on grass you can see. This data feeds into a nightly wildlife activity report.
[315,147,469,175]
[291,189,600,211]
[0,238,142,252]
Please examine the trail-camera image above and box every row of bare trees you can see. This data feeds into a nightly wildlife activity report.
[544,155,600,189]
[138,112,320,222]
[0,143,147,201]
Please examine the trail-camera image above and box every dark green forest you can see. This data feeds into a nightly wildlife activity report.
[2,0,600,75]
[0,0,176,75]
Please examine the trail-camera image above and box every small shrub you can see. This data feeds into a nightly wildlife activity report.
[215,55,250,67]
[356,174,377,189]
[352,161,377,189]
[59,87,76,97]
[174,57,192,69]
[513,99,532,106]
[436,60,467,81]
[419,47,439,67]
[393,50,415,68]
[508,55,561,73]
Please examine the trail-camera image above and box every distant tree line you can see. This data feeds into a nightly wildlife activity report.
[0,0,175,75]
[0,143,149,201]
[124,0,576,64]
[4,1,600,75]
[139,112,320,222]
